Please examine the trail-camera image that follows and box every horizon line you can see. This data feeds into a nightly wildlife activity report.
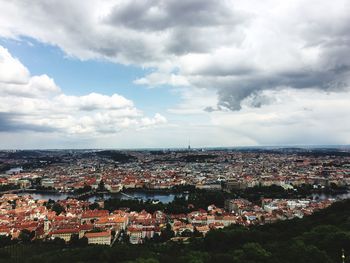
[1,144,350,151]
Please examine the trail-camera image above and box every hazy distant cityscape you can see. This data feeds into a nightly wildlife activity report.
[0,147,349,246]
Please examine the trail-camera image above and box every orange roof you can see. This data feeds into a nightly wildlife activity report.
[79,224,94,231]
[85,231,111,238]
[127,227,142,233]
[0,227,11,233]
[82,210,109,219]
[196,225,209,231]
[96,215,128,224]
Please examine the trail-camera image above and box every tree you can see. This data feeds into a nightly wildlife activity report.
[98,180,105,191]
[133,258,159,263]
[89,202,100,210]
[18,229,35,243]
[232,242,271,263]
[69,234,88,247]
[0,250,11,261]
[0,235,12,248]
[179,251,209,263]
[192,228,202,238]
[8,200,16,209]
[75,185,92,194]
[285,240,333,263]
[160,224,174,242]
[51,202,65,215]
[50,237,65,246]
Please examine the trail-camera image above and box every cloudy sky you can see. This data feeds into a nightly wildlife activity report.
[0,0,350,149]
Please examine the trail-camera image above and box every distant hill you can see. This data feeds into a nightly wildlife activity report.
[95,150,137,163]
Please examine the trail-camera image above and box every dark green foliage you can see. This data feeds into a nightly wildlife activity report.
[69,234,88,247]
[52,203,65,215]
[96,150,137,163]
[159,224,174,242]
[50,202,65,215]
[104,189,228,214]
[0,184,19,192]
[0,162,11,173]
[89,202,100,210]
[98,180,105,191]
[18,229,35,243]
[75,185,92,194]
[104,198,165,213]
[1,199,350,262]
[232,243,271,263]
[0,235,13,248]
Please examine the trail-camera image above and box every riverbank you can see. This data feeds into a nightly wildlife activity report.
[10,185,350,205]
[16,189,186,203]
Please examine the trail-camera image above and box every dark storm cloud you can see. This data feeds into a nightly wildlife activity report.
[106,0,240,31]
[215,67,350,111]
[0,112,56,132]
[166,28,215,55]
[193,33,350,111]
[104,0,247,56]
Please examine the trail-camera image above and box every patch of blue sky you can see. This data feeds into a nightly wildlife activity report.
[0,36,180,114]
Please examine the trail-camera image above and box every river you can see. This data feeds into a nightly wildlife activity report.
[311,191,350,200]
[17,191,185,203]
[16,190,350,204]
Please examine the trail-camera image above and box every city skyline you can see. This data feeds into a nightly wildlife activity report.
[0,0,350,149]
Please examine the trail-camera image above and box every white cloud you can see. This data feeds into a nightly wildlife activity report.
[208,88,350,145]
[134,72,190,87]
[0,46,29,84]
[0,45,167,136]
[55,93,135,111]
[140,113,167,128]
[167,87,217,114]
[0,0,349,147]
[0,47,61,98]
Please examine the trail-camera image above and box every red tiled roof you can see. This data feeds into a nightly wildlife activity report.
[82,210,109,219]
[79,224,94,231]
[85,231,111,238]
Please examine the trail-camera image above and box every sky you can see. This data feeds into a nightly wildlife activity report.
[0,0,349,149]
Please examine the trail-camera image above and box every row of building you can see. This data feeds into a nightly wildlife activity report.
[0,193,335,245]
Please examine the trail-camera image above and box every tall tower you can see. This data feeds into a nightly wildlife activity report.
[261,196,265,209]
[44,217,50,234]
[342,249,345,263]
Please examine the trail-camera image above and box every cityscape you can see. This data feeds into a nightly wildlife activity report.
[1,0,350,262]
[0,148,349,247]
